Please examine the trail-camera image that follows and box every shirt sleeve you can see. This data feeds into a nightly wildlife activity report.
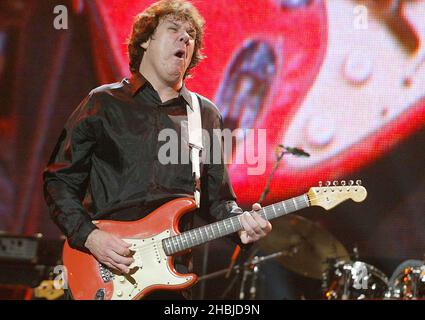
[43,93,100,251]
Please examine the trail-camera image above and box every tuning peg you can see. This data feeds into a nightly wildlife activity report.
[356,179,362,186]
[324,181,330,192]
[341,180,346,186]
[319,181,323,187]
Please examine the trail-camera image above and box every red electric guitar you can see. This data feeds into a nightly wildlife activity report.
[62,181,367,300]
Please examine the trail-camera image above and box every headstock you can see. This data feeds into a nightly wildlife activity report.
[308,180,367,210]
[33,280,64,300]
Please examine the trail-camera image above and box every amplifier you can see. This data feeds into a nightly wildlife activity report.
[0,233,63,265]
[0,233,64,287]
[0,234,39,263]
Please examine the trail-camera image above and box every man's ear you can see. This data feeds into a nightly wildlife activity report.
[140,39,151,50]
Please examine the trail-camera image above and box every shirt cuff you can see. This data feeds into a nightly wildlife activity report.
[68,220,98,252]
[225,202,253,251]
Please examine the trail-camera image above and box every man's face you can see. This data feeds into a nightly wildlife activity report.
[141,15,196,85]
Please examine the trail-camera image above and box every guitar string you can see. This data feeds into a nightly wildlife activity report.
[112,190,361,261]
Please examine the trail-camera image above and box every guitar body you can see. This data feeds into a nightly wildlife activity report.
[62,198,198,300]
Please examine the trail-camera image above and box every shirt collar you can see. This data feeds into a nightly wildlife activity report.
[126,72,193,110]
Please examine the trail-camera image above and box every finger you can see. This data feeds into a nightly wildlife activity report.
[113,235,132,248]
[103,259,124,273]
[103,261,116,271]
[114,263,131,274]
[111,238,132,257]
[239,231,251,244]
[252,203,262,211]
[109,250,135,266]
[239,214,256,238]
[243,212,265,237]
[106,257,130,274]
[250,211,269,230]
[267,221,272,232]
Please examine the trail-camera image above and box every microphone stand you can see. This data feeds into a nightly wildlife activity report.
[258,145,310,204]
[241,145,309,299]
[219,145,309,299]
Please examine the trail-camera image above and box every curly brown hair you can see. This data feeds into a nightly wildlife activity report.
[127,0,205,79]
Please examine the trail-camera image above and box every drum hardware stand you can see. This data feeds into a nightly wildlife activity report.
[352,245,360,260]
[196,246,298,299]
[342,267,351,300]
[411,268,421,298]
[198,242,210,299]
[341,246,360,299]
[237,246,300,300]
[322,258,336,298]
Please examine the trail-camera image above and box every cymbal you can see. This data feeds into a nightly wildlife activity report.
[257,215,350,279]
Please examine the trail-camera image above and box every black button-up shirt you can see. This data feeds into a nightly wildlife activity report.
[43,73,243,251]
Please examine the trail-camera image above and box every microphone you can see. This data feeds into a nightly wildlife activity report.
[278,145,310,157]
[260,145,311,203]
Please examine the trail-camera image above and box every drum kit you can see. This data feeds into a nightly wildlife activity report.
[201,215,425,300]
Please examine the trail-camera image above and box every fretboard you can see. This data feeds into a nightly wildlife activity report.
[162,194,310,255]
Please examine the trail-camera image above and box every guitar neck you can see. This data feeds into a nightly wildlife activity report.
[163,194,310,255]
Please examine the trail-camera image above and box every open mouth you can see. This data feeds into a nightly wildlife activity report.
[174,49,185,59]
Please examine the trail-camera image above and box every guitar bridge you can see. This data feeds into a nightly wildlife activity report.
[99,263,115,283]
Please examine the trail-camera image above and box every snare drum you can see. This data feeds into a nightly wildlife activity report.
[322,261,389,300]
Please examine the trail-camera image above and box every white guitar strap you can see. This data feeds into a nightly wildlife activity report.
[187,92,203,208]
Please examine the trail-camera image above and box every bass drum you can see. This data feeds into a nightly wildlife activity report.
[386,260,425,300]
[322,261,388,300]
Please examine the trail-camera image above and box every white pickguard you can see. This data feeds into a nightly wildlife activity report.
[110,230,193,300]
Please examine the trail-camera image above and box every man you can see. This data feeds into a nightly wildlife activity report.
[43,0,271,299]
